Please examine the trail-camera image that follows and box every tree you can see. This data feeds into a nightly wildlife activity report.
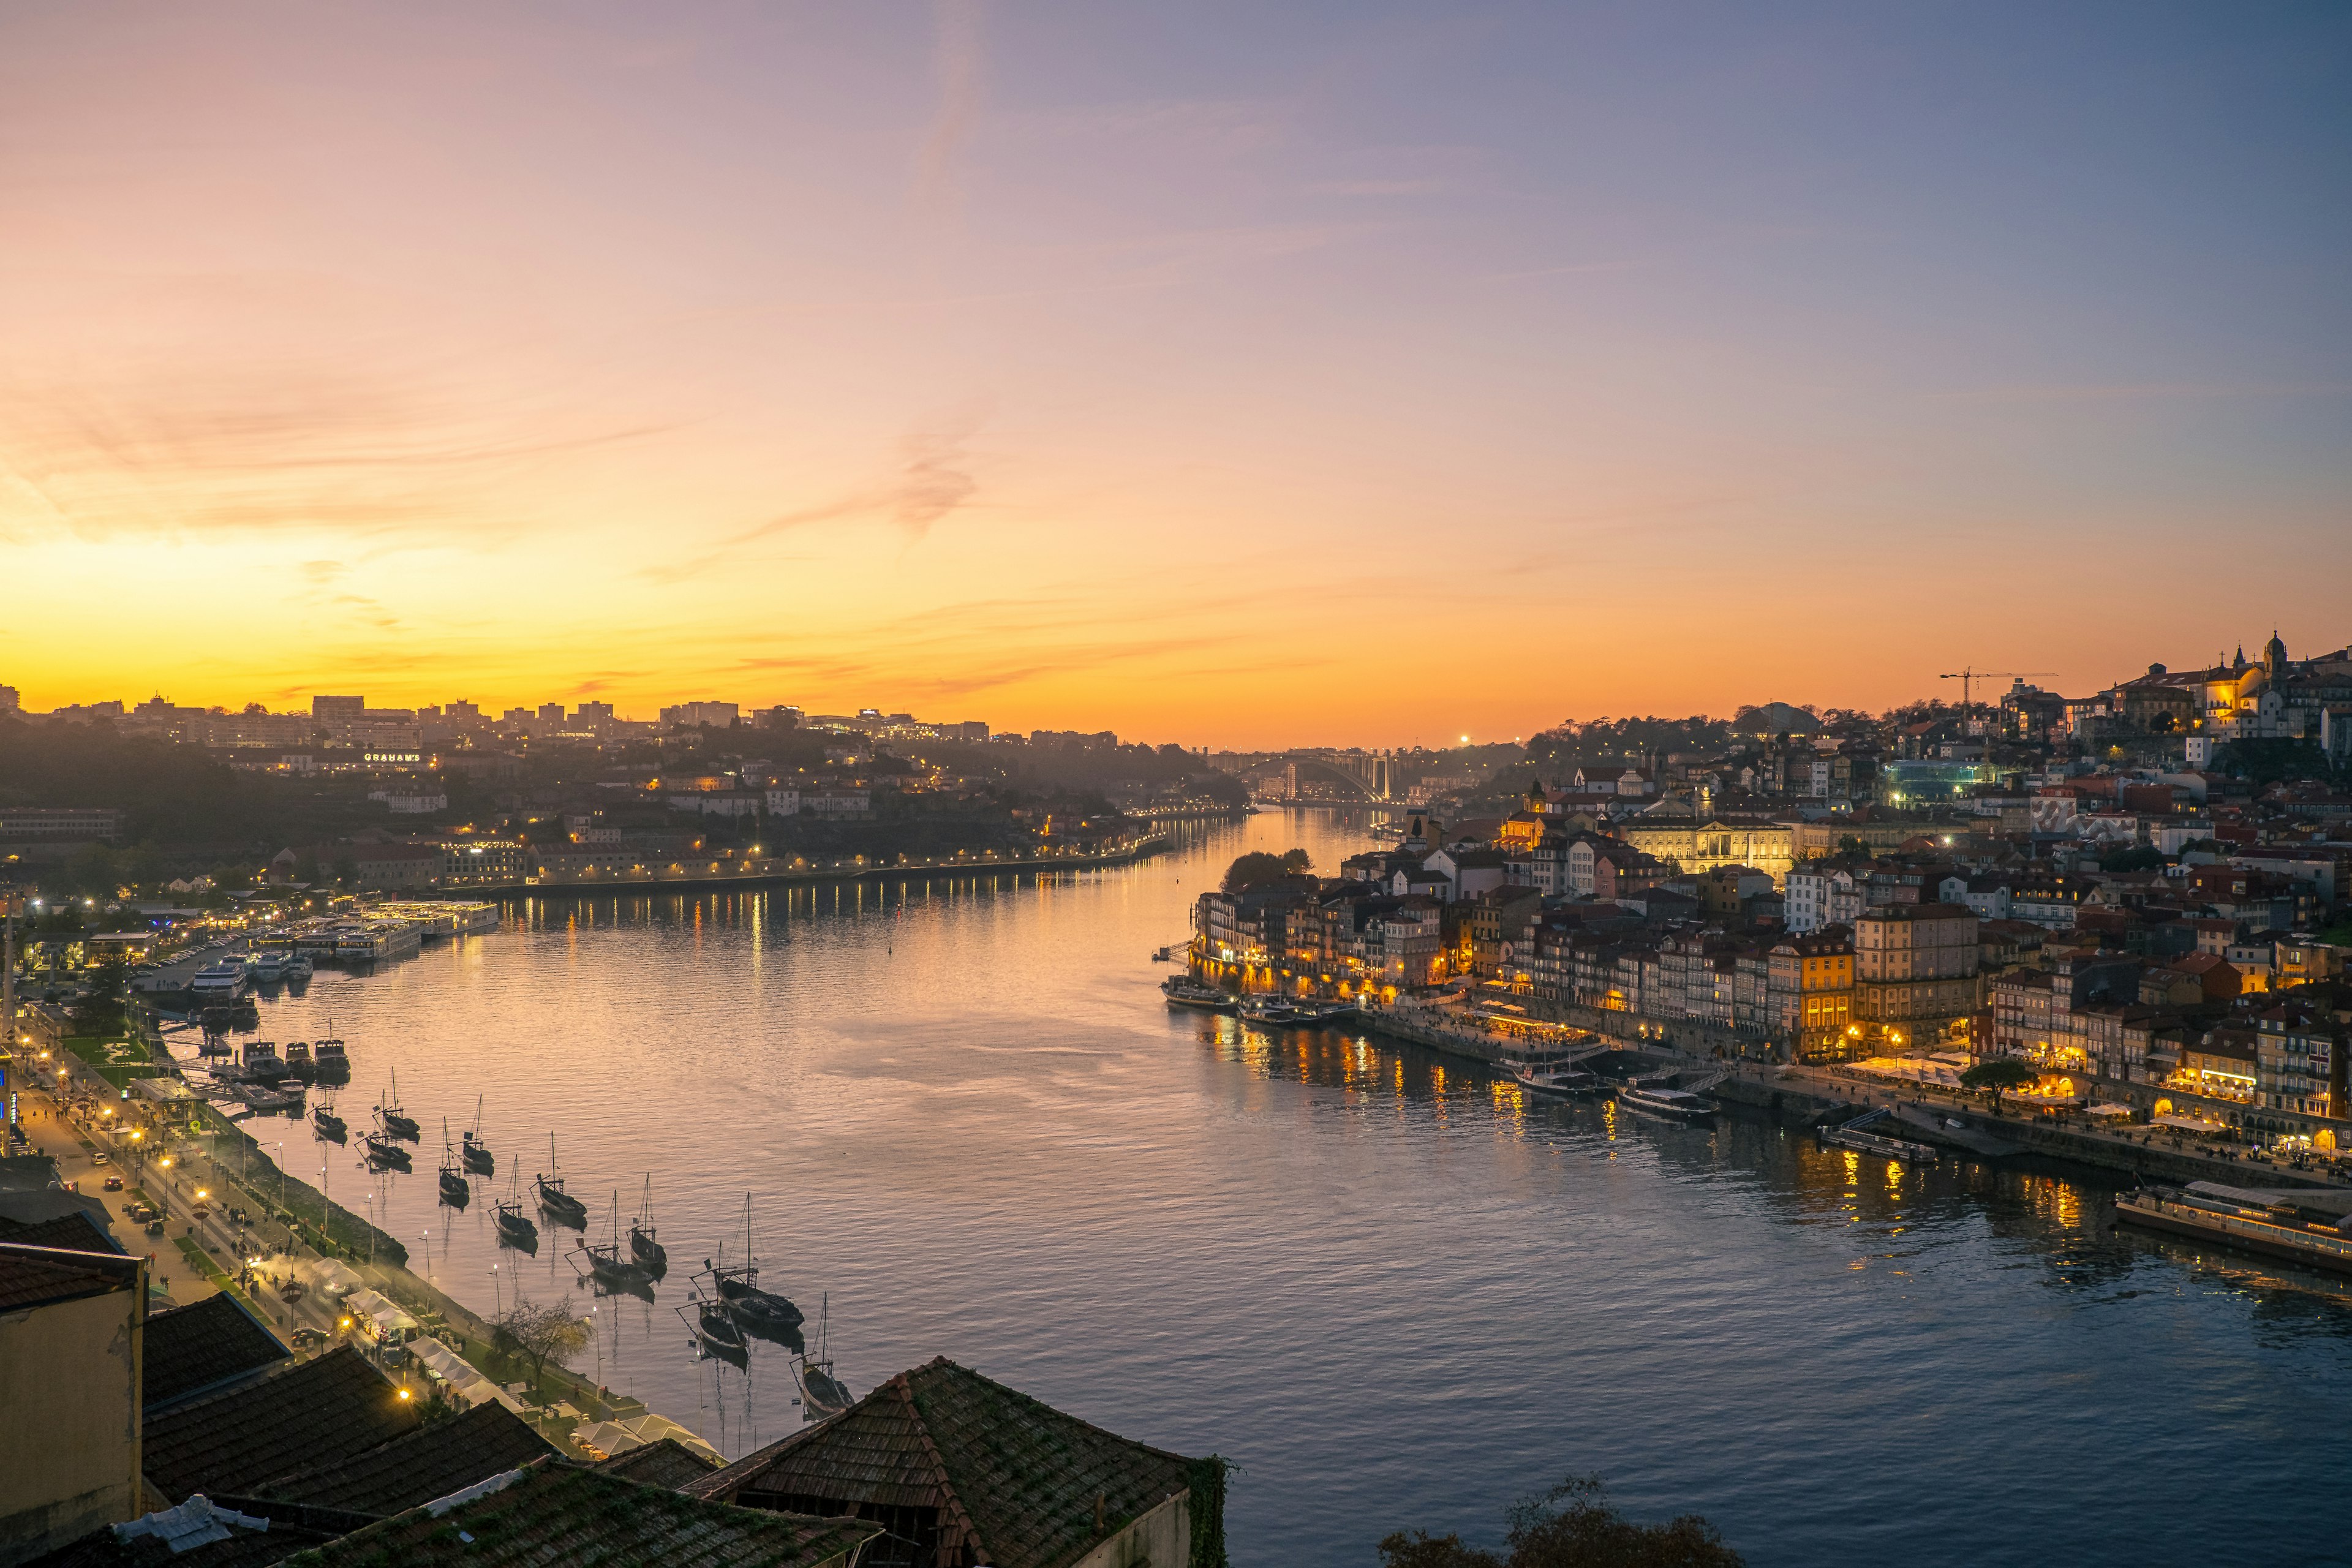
[1961,1058,2038,1111]
[1222,850,1312,894]
[69,961,127,1036]
[489,1294,590,1387]
[1379,1475,1743,1568]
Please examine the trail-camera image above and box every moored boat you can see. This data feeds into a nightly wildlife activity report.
[2116,1184,2352,1278]
[312,1101,347,1142]
[681,1296,750,1366]
[703,1193,804,1344]
[629,1174,667,1279]
[1507,1057,1601,1095]
[462,1094,496,1175]
[437,1119,470,1208]
[495,1169,539,1253]
[535,1133,589,1229]
[1161,976,1238,1013]
[795,1294,853,1423]
[376,1071,420,1141]
[1615,1082,1718,1121]
[311,1038,348,1082]
[363,1132,412,1171]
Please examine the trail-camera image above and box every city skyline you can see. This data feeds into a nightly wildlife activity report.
[5,2,2349,745]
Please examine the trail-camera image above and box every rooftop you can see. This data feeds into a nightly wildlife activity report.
[144,1292,290,1409]
[0,1240,141,1313]
[143,1347,420,1504]
[690,1357,1200,1568]
[274,1457,876,1568]
[251,1400,558,1518]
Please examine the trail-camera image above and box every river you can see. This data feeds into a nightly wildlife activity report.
[236,809,2350,1566]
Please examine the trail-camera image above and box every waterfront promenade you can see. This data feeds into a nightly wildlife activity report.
[11,1065,676,1453]
[1346,992,2352,1194]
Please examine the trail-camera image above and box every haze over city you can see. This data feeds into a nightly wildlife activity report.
[5,2,2348,746]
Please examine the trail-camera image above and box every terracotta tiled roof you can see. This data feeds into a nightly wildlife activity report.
[0,1240,140,1312]
[597,1437,725,1489]
[144,1293,289,1409]
[274,1457,875,1567]
[143,1347,420,1503]
[252,1400,558,1517]
[0,1209,122,1254]
[690,1358,1198,1568]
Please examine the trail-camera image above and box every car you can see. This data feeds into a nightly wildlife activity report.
[103,1175,124,1191]
[89,1152,108,1166]
[289,1327,328,1349]
[145,1219,167,1237]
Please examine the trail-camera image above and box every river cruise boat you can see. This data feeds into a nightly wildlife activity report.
[311,1039,349,1082]
[284,953,314,982]
[188,961,252,1003]
[2116,1183,2352,1278]
[251,950,287,983]
[1616,1082,1719,1121]
[281,1042,315,1082]
[1238,997,1306,1026]
[1161,976,1238,1013]
[1504,1052,1601,1095]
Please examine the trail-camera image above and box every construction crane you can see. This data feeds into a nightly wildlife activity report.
[1939,668,2056,710]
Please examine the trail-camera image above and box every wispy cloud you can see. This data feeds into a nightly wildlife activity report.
[916,0,985,208]
[1927,380,2352,405]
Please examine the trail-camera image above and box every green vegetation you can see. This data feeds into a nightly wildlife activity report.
[191,1107,409,1265]
[60,1034,168,1091]
[1221,849,1312,893]
[1379,1475,1743,1568]
[1961,1058,2039,1110]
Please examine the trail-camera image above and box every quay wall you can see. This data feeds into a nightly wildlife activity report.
[418,839,1170,900]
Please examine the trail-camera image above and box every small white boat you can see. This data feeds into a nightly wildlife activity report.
[1616,1082,1717,1120]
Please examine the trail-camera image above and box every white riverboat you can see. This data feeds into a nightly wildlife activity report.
[1616,1082,1718,1121]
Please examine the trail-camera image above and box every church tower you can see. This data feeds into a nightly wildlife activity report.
[2265,630,2288,679]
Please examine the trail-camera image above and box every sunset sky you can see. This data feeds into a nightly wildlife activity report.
[4,2,2348,747]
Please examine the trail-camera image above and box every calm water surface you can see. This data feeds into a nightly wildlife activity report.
[234,812,2352,1566]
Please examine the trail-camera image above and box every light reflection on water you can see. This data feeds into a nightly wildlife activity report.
[229,810,2352,1566]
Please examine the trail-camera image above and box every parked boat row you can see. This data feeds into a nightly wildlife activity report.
[1161,976,1364,1028]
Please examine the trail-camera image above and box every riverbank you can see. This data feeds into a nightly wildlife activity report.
[421,835,1171,898]
[1341,997,2352,1196]
[15,1067,676,1457]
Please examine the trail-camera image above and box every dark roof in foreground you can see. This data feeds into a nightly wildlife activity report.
[0,1240,140,1312]
[254,1401,559,1517]
[0,1207,124,1254]
[144,1292,291,1409]
[596,1436,726,1490]
[143,1347,420,1504]
[274,1457,877,1567]
[689,1357,1197,1568]
[17,1498,335,1568]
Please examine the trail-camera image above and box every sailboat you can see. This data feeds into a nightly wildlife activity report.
[362,1129,411,1171]
[312,1094,347,1143]
[794,1293,853,1423]
[375,1070,420,1142]
[703,1193,804,1342]
[437,1119,470,1208]
[494,1166,538,1254]
[679,1286,750,1367]
[574,1191,653,1295]
[535,1133,589,1229]
[628,1174,667,1280]
[461,1095,496,1176]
